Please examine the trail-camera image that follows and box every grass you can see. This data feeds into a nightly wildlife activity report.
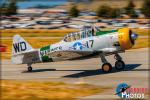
[0,29,149,59]
[132,37,149,49]
[1,80,110,100]
[1,29,78,37]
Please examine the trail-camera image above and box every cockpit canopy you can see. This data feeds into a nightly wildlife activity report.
[62,25,100,42]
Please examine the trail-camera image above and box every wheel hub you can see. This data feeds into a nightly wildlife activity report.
[103,65,110,71]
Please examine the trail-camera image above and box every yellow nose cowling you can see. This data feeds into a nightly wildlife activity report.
[118,28,133,50]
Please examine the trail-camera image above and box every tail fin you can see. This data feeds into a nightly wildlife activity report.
[12,35,33,55]
[12,35,41,64]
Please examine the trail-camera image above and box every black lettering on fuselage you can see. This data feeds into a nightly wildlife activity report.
[51,46,62,52]
[13,42,27,53]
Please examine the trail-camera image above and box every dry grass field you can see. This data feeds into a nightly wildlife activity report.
[1,29,77,37]
[1,80,110,100]
[0,29,149,59]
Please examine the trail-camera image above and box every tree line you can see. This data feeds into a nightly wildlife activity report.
[69,0,150,18]
[0,0,149,18]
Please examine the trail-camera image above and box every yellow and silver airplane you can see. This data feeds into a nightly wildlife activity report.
[12,26,138,72]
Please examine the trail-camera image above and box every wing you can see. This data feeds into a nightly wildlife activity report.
[47,47,124,61]
[47,50,93,61]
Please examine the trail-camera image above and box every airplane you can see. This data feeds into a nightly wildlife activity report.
[11,25,138,72]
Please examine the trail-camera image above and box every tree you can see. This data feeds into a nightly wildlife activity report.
[7,0,17,15]
[109,8,120,18]
[69,5,79,17]
[96,5,111,18]
[125,0,137,18]
[141,0,150,18]
[0,0,17,16]
[0,3,8,15]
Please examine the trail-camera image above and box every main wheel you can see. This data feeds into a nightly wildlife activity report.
[115,60,125,70]
[102,63,112,73]
[28,66,32,72]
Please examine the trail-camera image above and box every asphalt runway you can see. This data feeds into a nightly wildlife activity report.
[1,48,149,99]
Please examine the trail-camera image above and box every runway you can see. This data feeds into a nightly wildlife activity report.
[1,48,149,99]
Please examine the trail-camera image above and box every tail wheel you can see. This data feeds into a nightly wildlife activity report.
[115,60,125,70]
[28,66,32,72]
[102,63,112,73]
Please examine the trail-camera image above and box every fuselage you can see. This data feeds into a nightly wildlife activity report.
[11,27,138,65]
[38,30,122,62]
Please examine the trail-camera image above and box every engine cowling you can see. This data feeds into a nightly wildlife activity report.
[118,28,138,50]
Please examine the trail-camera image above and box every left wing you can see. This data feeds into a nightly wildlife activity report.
[47,50,93,61]
[47,47,123,61]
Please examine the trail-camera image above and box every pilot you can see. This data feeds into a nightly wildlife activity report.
[92,28,94,36]
[81,30,86,39]
[86,27,94,37]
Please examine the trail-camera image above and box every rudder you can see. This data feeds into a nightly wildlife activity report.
[12,35,33,55]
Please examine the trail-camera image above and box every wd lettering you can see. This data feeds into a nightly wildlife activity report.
[13,42,27,53]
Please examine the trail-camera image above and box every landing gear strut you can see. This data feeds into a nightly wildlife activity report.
[100,53,112,73]
[27,63,32,72]
[114,53,125,70]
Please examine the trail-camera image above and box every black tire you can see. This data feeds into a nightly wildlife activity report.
[102,63,112,73]
[115,60,125,70]
[28,66,32,72]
